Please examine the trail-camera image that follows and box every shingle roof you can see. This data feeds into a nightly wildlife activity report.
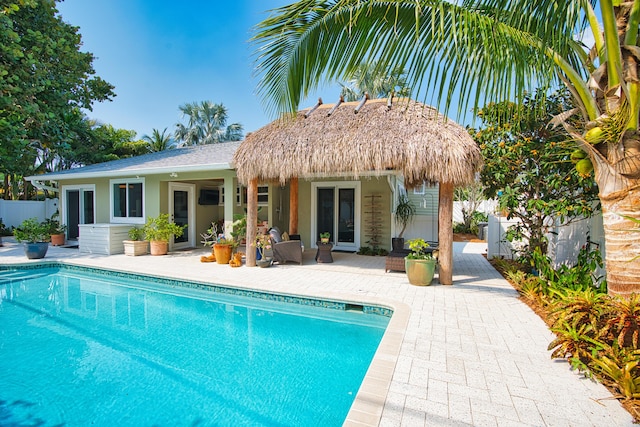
[27,141,242,181]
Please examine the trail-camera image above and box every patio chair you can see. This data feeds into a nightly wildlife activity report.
[269,227,303,265]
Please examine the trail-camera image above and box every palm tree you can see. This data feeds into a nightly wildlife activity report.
[252,0,640,296]
[174,101,243,145]
[142,128,176,153]
[340,61,411,101]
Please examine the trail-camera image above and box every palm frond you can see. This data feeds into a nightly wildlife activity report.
[252,0,586,118]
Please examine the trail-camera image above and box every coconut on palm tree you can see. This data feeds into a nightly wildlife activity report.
[252,0,640,296]
[174,101,243,145]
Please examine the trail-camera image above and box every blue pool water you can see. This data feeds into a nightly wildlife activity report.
[0,266,389,426]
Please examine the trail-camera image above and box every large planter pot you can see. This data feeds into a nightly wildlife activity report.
[124,240,149,256]
[50,233,65,246]
[149,240,168,256]
[213,243,233,264]
[23,242,49,259]
[405,258,437,286]
[391,237,405,251]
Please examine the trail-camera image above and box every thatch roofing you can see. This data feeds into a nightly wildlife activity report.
[234,98,483,187]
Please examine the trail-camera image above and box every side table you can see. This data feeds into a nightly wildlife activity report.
[315,242,333,263]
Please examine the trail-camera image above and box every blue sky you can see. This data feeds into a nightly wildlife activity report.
[57,0,339,138]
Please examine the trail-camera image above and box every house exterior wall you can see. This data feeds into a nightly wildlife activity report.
[402,183,439,243]
[296,176,393,250]
[56,169,238,247]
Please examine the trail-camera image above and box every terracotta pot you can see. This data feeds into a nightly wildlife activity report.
[149,240,168,256]
[213,243,233,264]
[50,233,65,246]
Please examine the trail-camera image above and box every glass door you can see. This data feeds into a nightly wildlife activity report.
[169,183,195,250]
[313,182,360,251]
[64,186,95,240]
[316,188,335,243]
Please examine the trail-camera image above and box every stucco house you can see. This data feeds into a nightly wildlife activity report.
[25,140,437,255]
[27,98,482,283]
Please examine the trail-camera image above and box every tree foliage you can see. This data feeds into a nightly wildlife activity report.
[339,61,410,101]
[174,101,243,146]
[0,0,115,199]
[473,90,599,255]
[142,128,176,153]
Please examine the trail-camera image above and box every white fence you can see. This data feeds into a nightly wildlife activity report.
[0,198,59,229]
[453,200,499,224]
[487,212,605,267]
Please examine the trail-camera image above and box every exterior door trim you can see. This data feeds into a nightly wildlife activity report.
[168,182,196,250]
[310,181,360,251]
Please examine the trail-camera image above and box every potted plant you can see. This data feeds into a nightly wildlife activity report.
[393,193,416,251]
[13,217,50,259]
[201,222,236,264]
[143,213,185,256]
[44,213,67,246]
[320,232,331,244]
[404,238,437,286]
[255,233,272,267]
[123,227,148,256]
[230,214,247,244]
[0,218,5,247]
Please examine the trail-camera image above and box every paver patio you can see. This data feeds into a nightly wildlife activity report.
[0,238,634,426]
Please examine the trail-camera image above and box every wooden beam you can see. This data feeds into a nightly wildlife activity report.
[246,179,258,267]
[438,182,454,285]
[289,178,299,235]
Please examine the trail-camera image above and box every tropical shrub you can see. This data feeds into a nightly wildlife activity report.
[497,253,639,418]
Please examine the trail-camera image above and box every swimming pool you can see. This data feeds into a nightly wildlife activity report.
[0,265,390,426]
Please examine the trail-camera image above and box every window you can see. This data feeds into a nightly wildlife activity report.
[257,185,269,206]
[236,185,247,206]
[111,178,144,223]
[218,186,225,206]
[413,182,426,195]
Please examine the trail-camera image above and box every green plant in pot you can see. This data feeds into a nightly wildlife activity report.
[13,217,50,259]
[123,226,148,256]
[44,212,67,246]
[143,213,185,256]
[404,238,437,286]
[393,193,415,251]
[320,232,331,244]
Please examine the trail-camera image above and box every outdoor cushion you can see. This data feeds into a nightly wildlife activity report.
[269,227,283,243]
[268,227,302,265]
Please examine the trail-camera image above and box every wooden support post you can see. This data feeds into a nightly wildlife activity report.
[246,179,258,267]
[438,182,454,285]
[289,178,299,235]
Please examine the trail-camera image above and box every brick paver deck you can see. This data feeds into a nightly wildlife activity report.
[0,239,633,426]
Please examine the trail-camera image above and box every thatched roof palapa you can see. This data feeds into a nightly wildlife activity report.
[234,98,483,187]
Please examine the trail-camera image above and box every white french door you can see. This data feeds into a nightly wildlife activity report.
[311,181,360,251]
[62,185,95,240]
[169,182,195,250]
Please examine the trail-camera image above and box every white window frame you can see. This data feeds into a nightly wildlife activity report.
[110,178,145,224]
[257,185,269,206]
[218,185,225,206]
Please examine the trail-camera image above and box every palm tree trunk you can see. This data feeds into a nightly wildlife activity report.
[600,183,640,296]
